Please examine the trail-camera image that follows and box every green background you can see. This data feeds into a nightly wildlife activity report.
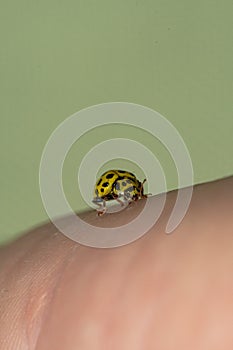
[1,1,232,244]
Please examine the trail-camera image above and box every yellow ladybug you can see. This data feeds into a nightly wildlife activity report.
[92,170,148,216]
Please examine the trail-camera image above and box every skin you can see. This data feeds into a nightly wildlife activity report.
[0,176,232,350]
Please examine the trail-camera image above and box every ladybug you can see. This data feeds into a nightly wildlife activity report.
[92,170,148,216]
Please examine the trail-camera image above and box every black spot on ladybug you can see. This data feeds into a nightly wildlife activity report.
[127,186,134,192]
[97,178,102,186]
[117,170,126,173]
[122,181,127,187]
[102,182,109,187]
[126,179,132,184]
[101,188,104,192]
[106,173,114,179]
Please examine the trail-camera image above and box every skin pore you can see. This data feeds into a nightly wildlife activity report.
[0,176,232,349]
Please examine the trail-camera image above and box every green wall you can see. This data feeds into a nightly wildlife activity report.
[1,1,232,244]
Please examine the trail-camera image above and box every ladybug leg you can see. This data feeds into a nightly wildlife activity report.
[139,179,147,198]
[129,193,140,205]
[113,194,125,207]
[96,200,107,216]
[125,198,135,207]
[116,198,125,207]
[139,179,152,198]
